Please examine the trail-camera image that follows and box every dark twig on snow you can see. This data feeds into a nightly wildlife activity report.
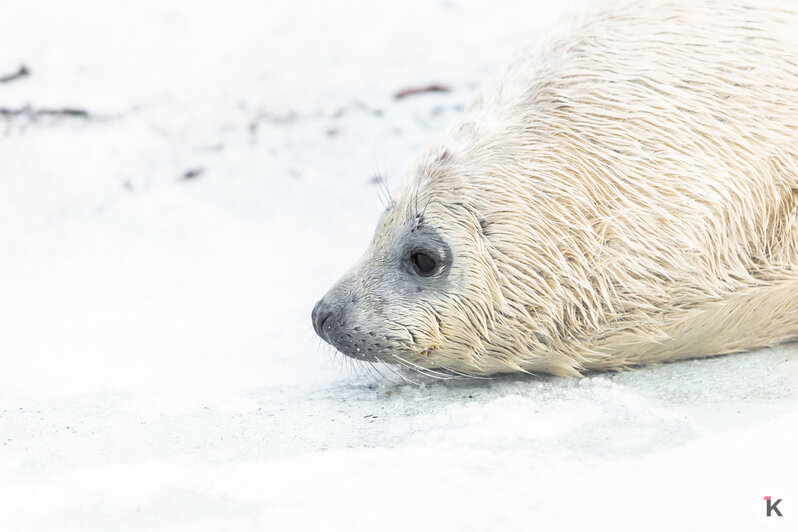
[0,65,30,84]
[0,106,90,118]
[394,84,450,100]
[181,167,205,181]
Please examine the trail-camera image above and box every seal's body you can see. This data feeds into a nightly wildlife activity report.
[313,0,798,376]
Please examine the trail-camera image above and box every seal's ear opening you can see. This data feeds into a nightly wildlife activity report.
[478,215,490,237]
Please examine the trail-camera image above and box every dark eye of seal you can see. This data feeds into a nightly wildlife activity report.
[411,252,437,276]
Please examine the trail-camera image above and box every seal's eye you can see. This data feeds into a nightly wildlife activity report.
[411,252,437,276]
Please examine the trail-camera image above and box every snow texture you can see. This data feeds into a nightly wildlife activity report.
[0,1,796,530]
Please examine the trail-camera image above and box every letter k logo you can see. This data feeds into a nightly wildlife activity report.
[764,496,783,517]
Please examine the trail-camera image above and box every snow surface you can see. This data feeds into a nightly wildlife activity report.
[0,1,796,530]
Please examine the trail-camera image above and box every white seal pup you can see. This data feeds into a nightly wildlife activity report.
[313,0,798,376]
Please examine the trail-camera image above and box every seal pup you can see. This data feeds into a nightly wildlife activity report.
[313,0,798,376]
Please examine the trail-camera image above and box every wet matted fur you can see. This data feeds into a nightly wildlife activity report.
[313,0,798,377]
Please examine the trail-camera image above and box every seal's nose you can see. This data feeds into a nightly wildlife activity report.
[312,299,334,340]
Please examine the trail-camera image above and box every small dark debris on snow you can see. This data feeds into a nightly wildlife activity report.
[394,84,450,100]
[0,106,90,119]
[248,111,299,137]
[181,167,205,181]
[0,65,30,84]
[326,127,340,137]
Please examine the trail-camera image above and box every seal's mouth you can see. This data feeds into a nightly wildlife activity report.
[311,294,490,378]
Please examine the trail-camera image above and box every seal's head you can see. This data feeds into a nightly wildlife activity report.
[311,146,551,376]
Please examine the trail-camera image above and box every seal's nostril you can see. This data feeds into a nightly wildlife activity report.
[318,311,331,335]
[312,299,334,339]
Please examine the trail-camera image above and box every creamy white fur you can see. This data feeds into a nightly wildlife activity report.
[365,0,798,376]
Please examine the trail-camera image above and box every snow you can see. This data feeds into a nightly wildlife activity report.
[0,1,796,530]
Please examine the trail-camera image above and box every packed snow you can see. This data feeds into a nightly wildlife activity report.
[1,1,796,530]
